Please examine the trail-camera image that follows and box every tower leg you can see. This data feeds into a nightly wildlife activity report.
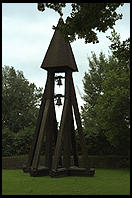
[62,102,72,169]
[52,99,69,171]
[23,72,57,176]
[70,112,79,167]
[71,77,89,169]
[31,99,51,171]
[23,72,52,172]
[44,101,58,170]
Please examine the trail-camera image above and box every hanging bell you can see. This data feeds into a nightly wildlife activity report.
[57,77,62,86]
[56,95,62,106]
[55,94,64,106]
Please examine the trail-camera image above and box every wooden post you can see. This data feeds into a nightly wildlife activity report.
[52,99,69,170]
[31,99,51,170]
[44,101,58,169]
[62,70,72,169]
[70,112,79,167]
[23,72,51,171]
[71,78,89,168]
[27,72,55,171]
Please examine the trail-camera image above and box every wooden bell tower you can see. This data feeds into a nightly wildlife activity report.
[23,18,95,177]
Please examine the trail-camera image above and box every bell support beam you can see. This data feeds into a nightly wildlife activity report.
[31,99,51,170]
[44,72,56,169]
[30,72,55,170]
[23,72,53,172]
[71,77,89,169]
[70,110,79,167]
[62,70,72,169]
[65,71,79,167]
[52,98,69,171]
[44,101,58,169]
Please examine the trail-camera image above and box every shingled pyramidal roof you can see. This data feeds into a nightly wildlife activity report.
[41,18,78,72]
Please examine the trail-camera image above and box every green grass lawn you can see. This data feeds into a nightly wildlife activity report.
[2,168,130,195]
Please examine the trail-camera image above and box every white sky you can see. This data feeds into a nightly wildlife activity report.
[2,3,130,123]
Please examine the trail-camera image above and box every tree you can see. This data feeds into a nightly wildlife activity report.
[2,66,43,132]
[81,52,108,134]
[81,52,113,155]
[81,30,130,155]
[37,3,123,43]
[95,31,130,155]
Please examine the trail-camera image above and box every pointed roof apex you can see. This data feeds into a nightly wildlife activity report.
[58,16,63,23]
[41,18,78,72]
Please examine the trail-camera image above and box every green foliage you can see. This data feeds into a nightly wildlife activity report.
[38,3,66,16]
[2,128,16,157]
[81,52,108,136]
[85,132,116,155]
[107,29,130,65]
[2,127,35,157]
[38,3,123,43]
[2,66,43,132]
[13,127,34,155]
[82,30,130,156]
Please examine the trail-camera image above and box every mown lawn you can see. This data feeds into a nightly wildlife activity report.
[2,168,130,195]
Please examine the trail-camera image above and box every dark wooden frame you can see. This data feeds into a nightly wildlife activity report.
[23,70,95,177]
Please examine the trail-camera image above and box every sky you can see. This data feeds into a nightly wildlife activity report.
[2,3,130,122]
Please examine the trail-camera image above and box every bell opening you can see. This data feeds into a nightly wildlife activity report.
[54,73,65,125]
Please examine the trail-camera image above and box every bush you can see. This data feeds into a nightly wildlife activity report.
[2,127,35,156]
[13,127,34,155]
[2,128,16,156]
[84,132,116,156]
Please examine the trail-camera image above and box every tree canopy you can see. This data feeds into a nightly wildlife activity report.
[81,30,130,155]
[38,3,123,43]
[2,66,43,132]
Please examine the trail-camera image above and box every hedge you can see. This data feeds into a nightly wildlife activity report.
[2,127,35,157]
[2,155,129,169]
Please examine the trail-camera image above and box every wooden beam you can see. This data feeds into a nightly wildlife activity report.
[29,71,55,170]
[71,78,88,168]
[62,102,72,169]
[25,72,50,169]
[70,107,79,167]
[52,99,69,170]
[31,99,51,170]
[45,101,58,169]
[62,70,72,168]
